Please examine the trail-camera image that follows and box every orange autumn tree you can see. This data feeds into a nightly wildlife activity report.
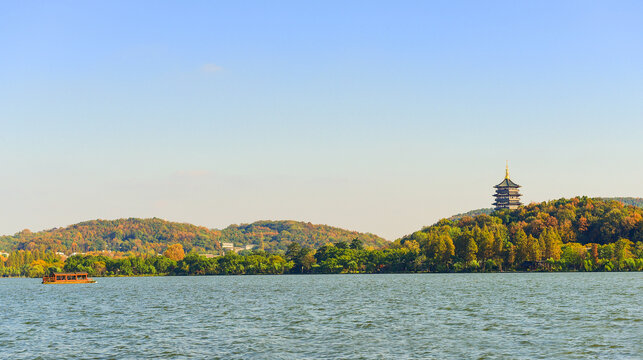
[163,244,185,261]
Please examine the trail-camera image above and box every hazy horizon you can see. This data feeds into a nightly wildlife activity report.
[2,1,642,240]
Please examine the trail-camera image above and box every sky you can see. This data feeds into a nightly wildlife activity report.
[1,1,642,240]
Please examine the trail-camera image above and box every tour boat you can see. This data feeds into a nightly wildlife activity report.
[42,272,96,284]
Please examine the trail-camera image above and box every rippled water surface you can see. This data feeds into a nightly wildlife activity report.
[1,273,641,359]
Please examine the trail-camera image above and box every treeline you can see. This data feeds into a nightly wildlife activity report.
[0,219,387,255]
[0,250,64,277]
[62,251,292,276]
[51,236,643,277]
[57,240,420,276]
[3,238,642,278]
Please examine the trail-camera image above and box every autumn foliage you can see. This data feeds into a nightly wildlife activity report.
[163,244,185,261]
[398,196,643,271]
[2,197,643,277]
[0,218,387,255]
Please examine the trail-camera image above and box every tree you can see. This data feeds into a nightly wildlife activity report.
[526,235,540,262]
[491,224,506,260]
[425,232,454,270]
[561,243,586,270]
[475,227,495,269]
[335,241,349,249]
[590,243,599,264]
[514,228,529,264]
[285,243,302,261]
[300,251,316,272]
[506,243,516,268]
[457,230,478,263]
[286,243,315,273]
[403,239,421,252]
[614,239,632,262]
[163,244,185,261]
[540,227,562,261]
[350,238,364,250]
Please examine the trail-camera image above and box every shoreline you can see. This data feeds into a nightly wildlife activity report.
[3,269,642,280]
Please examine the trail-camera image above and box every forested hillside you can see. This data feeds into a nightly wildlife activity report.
[0,218,222,254]
[0,219,388,255]
[218,220,388,252]
[399,197,643,272]
[56,197,643,277]
[3,197,642,277]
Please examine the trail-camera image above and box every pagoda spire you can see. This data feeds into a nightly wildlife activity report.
[505,160,509,179]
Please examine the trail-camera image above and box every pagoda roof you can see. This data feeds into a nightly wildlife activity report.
[493,193,522,197]
[493,200,522,204]
[494,177,520,188]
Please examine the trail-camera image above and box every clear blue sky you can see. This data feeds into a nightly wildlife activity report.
[1,1,642,239]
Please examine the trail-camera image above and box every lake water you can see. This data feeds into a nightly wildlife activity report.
[1,273,641,359]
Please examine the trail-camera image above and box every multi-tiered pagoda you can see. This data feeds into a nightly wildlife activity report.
[493,162,522,210]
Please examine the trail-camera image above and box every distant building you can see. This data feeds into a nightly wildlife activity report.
[493,162,523,210]
[244,244,255,250]
[221,242,234,251]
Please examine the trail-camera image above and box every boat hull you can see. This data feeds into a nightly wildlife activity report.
[42,273,96,284]
[42,280,96,284]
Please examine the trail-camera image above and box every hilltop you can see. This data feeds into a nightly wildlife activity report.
[219,220,388,252]
[446,197,643,222]
[0,218,388,254]
[599,197,643,209]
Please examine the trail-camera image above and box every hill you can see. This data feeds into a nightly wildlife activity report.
[445,197,643,223]
[447,208,494,221]
[3,197,642,277]
[398,197,643,272]
[426,197,643,245]
[396,196,643,272]
[218,220,388,252]
[0,218,388,254]
[600,197,643,209]
[0,218,222,254]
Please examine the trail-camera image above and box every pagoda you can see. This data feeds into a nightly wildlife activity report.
[493,162,522,210]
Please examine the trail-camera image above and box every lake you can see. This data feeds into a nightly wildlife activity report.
[1,273,641,359]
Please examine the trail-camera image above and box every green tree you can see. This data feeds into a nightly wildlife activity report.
[350,238,364,250]
[514,228,529,264]
[475,226,495,270]
[540,227,562,261]
[526,235,540,263]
